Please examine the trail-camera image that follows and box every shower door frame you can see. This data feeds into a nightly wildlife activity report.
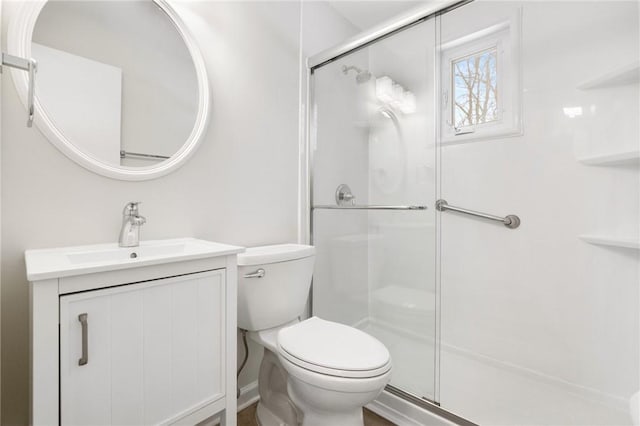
[302,1,476,424]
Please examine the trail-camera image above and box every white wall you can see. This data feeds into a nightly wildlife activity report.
[1,1,301,423]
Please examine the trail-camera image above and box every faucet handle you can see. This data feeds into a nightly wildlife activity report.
[123,201,142,216]
[132,215,146,225]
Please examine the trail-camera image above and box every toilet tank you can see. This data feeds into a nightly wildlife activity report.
[237,244,315,331]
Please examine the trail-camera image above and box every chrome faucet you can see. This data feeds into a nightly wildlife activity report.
[119,202,146,247]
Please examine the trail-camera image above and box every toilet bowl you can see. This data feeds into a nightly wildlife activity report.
[238,244,392,426]
[278,317,392,425]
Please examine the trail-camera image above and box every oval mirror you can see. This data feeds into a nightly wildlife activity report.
[7,0,210,180]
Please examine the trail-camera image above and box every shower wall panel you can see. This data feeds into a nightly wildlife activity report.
[439,2,639,424]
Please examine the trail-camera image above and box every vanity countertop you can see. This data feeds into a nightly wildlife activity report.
[25,238,245,281]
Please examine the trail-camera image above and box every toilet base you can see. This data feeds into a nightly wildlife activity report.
[256,401,288,426]
[288,394,364,426]
[255,349,300,426]
[299,410,363,426]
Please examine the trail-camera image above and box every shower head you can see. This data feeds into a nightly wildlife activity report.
[342,65,372,84]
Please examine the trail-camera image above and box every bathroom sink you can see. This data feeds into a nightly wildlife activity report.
[25,238,244,281]
[66,241,188,265]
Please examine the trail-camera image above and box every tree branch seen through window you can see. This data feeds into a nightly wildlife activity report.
[452,48,498,128]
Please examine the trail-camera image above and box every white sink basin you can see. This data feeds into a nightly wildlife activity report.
[25,238,244,281]
[66,241,188,265]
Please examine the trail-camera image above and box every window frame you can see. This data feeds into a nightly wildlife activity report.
[440,16,522,144]
[451,45,501,130]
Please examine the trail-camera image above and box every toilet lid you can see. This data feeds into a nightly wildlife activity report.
[277,317,391,378]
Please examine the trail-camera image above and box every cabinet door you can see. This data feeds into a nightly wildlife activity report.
[60,270,225,425]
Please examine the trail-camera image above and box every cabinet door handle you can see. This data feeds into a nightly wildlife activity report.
[78,313,88,366]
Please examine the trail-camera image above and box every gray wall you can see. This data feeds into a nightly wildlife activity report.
[1,1,300,423]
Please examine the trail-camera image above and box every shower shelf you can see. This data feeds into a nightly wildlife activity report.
[579,235,640,249]
[577,149,640,166]
[577,62,639,90]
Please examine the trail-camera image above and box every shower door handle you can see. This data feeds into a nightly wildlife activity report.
[436,199,521,229]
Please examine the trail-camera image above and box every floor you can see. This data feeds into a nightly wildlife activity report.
[237,402,396,426]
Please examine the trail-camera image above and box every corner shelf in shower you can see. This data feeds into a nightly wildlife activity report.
[577,62,639,90]
[577,149,640,166]
[579,235,640,249]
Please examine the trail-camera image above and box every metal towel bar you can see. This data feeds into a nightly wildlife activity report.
[313,205,427,211]
[2,53,37,127]
[120,150,170,160]
[436,199,520,229]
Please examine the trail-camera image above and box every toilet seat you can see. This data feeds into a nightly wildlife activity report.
[277,317,391,379]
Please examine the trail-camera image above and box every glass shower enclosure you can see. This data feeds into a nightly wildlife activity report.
[307,1,639,425]
[310,15,439,402]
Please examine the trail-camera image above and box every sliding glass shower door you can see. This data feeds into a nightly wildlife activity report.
[309,17,439,402]
[309,1,639,425]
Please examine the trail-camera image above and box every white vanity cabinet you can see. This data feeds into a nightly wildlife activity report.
[25,239,243,426]
[60,270,225,425]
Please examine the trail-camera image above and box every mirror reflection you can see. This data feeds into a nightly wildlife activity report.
[32,0,199,167]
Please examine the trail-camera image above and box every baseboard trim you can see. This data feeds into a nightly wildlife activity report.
[237,381,260,411]
[198,381,259,426]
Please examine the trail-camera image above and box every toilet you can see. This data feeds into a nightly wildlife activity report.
[237,244,392,426]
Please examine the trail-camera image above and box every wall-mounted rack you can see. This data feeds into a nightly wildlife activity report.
[120,150,170,161]
[1,53,37,127]
[313,205,427,211]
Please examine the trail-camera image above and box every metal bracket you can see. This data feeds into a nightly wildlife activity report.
[335,184,356,206]
[2,53,37,127]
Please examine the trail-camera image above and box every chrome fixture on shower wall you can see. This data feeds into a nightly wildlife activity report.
[335,184,356,206]
[341,65,372,84]
[436,199,521,229]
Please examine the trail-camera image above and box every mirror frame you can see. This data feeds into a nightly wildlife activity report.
[7,0,210,181]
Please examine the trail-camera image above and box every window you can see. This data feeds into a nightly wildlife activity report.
[440,15,522,143]
[452,48,499,129]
